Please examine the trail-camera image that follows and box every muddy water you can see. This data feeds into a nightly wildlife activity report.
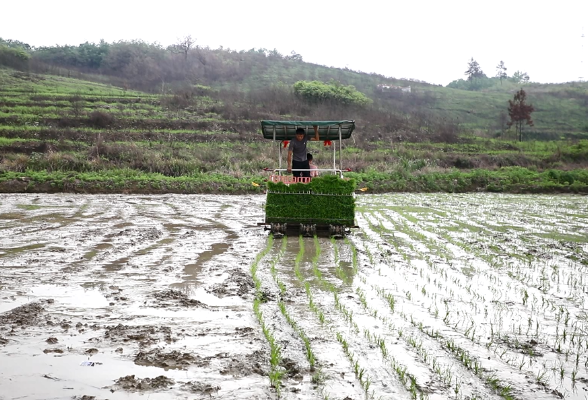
[1,193,587,400]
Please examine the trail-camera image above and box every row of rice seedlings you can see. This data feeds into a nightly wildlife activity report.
[350,228,503,398]
[424,219,588,373]
[344,236,360,276]
[365,207,588,395]
[285,235,374,398]
[334,331,376,397]
[354,211,535,398]
[291,236,325,325]
[331,236,352,285]
[250,234,285,394]
[268,236,318,372]
[348,226,453,398]
[305,236,399,398]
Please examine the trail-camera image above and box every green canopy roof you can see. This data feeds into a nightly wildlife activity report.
[260,120,355,140]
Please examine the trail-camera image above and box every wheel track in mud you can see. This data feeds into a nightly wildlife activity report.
[0,194,275,400]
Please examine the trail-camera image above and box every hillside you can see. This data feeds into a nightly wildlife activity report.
[2,38,587,138]
[1,41,588,194]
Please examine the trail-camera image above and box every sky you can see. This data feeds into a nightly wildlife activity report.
[3,0,587,85]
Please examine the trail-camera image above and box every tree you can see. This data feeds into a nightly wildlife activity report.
[463,58,489,90]
[511,70,530,84]
[285,50,303,62]
[464,58,485,81]
[495,60,508,85]
[507,88,534,141]
[168,35,195,60]
[0,38,31,50]
[267,48,282,59]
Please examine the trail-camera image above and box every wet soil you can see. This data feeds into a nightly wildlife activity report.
[1,193,587,400]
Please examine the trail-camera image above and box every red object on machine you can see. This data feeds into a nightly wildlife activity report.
[283,140,289,148]
[323,140,332,146]
[269,175,311,184]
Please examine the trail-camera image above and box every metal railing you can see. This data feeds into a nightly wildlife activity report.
[272,168,345,178]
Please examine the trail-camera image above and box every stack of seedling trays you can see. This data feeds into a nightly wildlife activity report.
[265,175,356,232]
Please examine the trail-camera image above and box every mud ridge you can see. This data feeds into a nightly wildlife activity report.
[110,375,175,391]
[0,301,47,327]
[207,267,254,297]
[151,289,206,307]
[134,348,207,369]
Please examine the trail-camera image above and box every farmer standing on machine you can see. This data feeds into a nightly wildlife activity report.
[287,125,319,178]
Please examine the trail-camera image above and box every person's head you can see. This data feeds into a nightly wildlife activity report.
[307,153,313,164]
[295,127,305,141]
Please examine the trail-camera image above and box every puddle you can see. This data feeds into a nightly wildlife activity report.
[28,284,110,309]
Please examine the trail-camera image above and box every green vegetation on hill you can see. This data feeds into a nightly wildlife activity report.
[0,36,587,194]
[2,36,587,138]
[293,80,371,107]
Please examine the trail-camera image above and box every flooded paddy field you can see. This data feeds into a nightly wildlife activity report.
[1,193,587,400]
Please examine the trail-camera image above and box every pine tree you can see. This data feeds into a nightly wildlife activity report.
[495,61,508,85]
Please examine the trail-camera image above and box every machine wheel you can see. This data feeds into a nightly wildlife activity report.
[270,223,287,236]
[329,224,346,238]
[299,224,317,237]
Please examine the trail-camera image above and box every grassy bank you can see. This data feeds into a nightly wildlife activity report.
[2,166,587,194]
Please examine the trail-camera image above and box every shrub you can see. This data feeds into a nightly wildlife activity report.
[88,111,114,128]
[293,80,371,107]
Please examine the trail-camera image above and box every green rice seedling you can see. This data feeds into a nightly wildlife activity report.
[311,369,326,385]
[278,301,316,370]
[250,236,286,394]
[356,287,368,308]
[536,368,548,385]
[362,375,371,393]
[454,377,461,396]
[378,338,388,358]
[386,293,396,312]
[294,235,304,281]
